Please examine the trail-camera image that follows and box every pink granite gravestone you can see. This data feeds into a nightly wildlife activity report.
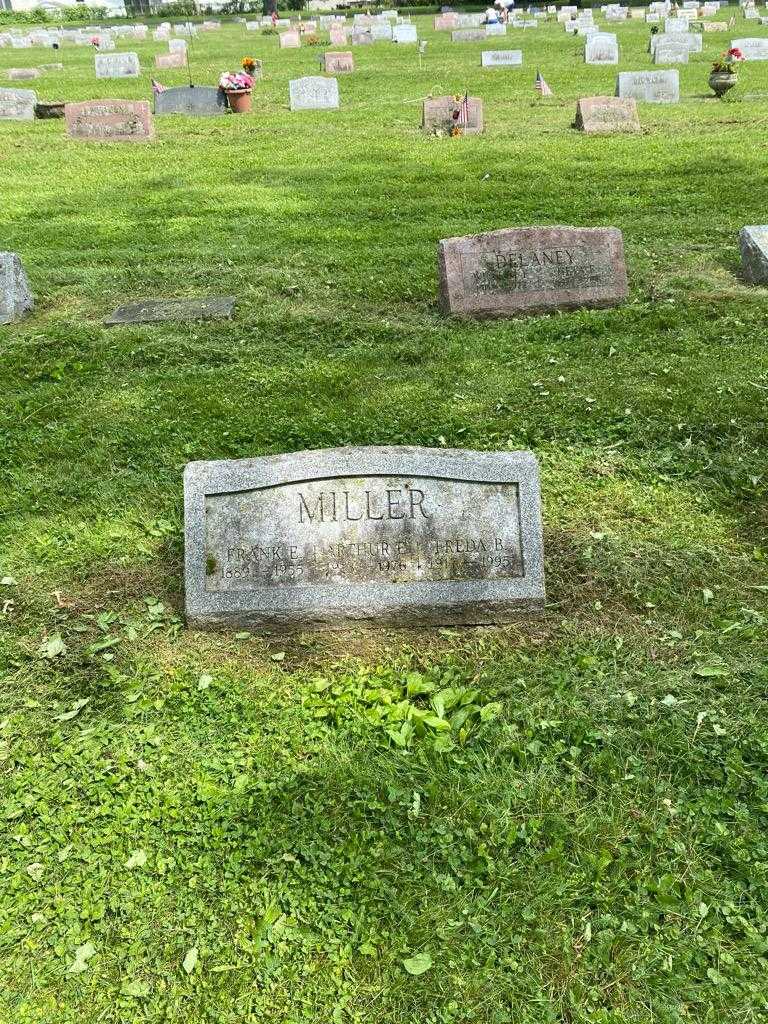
[65,99,154,142]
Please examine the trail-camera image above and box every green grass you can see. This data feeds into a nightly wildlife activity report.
[1,12,768,1023]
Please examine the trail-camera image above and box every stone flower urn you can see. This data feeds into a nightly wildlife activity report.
[708,70,738,97]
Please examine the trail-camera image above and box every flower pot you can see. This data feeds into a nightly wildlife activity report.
[708,71,738,97]
[226,89,252,113]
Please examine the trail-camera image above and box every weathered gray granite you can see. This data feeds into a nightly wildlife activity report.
[154,86,227,116]
[739,225,768,284]
[438,225,628,318]
[0,252,34,324]
[289,76,339,111]
[94,52,139,78]
[104,296,235,325]
[0,87,36,120]
[184,446,545,631]
[615,69,679,103]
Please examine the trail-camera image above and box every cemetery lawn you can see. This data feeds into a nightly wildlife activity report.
[2,12,768,1023]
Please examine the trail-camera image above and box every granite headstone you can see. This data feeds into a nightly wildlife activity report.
[0,251,34,324]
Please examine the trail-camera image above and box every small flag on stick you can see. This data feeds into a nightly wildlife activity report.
[457,91,470,127]
[535,69,553,96]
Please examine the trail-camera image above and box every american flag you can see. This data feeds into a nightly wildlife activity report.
[456,91,470,127]
[151,78,167,95]
[535,69,553,96]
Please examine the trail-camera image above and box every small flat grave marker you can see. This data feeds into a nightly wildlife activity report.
[438,225,628,318]
[575,95,640,133]
[452,28,487,41]
[184,446,546,630]
[65,99,154,142]
[105,296,235,326]
[0,87,38,120]
[616,69,679,102]
[481,49,523,67]
[7,68,40,80]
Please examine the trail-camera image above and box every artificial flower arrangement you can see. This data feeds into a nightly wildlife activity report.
[241,56,257,75]
[711,46,744,72]
[219,71,254,93]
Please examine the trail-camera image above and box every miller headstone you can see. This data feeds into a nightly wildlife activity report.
[437,225,629,317]
[615,69,679,102]
[0,251,34,324]
[184,446,546,630]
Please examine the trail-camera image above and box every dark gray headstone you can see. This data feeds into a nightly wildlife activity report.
[154,85,227,116]
[739,225,768,284]
[104,296,235,326]
[0,252,34,324]
[184,446,545,631]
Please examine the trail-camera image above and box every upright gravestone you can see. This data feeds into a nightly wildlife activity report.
[279,31,301,48]
[575,96,640,133]
[738,225,768,284]
[0,252,34,324]
[653,39,689,62]
[184,446,546,630]
[423,95,484,134]
[7,68,40,80]
[437,225,629,317]
[0,87,37,120]
[95,52,140,78]
[485,22,507,35]
[481,49,523,67]
[452,29,487,41]
[154,86,227,116]
[65,99,154,142]
[155,52,185,69]
[393,23,418,42]
[324,51,354,73]
[585,33,619,63]
[329,27,348,44]
[289,76,339,110]
[615,69,679,102]
[730,37,768,58]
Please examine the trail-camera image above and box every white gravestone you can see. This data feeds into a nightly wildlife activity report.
[95,52,139,78]
[481,49,523,66]
[585,33,619,63]
[616,69,679,102]
[289,76,339,110]
[393,24,418,42]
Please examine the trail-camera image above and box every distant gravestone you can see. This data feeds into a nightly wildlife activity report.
[585,33,619,63]
[105,296,235,325]
[452,29,487,41]
[423,95,483,134]
[481,49,523,67]
[279,31,301,48]
[168,38,187,53]
[155,52,185,69]
[485,22,507,35]
[0,252,34,325]
[739,225,768,284]
[183,446,546,630]
[616,69,679,102]
[0,87,37,120]
[329,27,348,44]
[154,86,227,116]
[65,99,154,142]
[324,51,354,72]
[393,23,418,42]
[7,68,40,80]
[434,14,458,29]
[575,96,640,133]
[95,52,140,78]
[652,30,702,52]
[351,31,373,44]
[437,225,629,318]
[371,23,393,39]
[289,76,339,110]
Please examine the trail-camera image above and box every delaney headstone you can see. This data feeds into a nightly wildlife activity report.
[184,446,546,630]
[615,69,679,102]
[0,87,37,120]
[94,52,140,78]
[0,252,34,325]
[423,95,483,134]
[105,296,235,325]
[437,225,629,317]
[324,50,354,72]
[738,225,768,284]
[65,99,154,142]
[154,85,227,116]
[289,76,339,110]
[575,96,640,133]
[481,49,523,66]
